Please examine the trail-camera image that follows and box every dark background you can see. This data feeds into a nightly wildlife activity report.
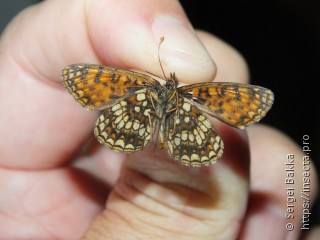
[180,0,319,226]
[1,0,319,227]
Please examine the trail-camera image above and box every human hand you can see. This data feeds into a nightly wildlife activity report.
[0,0,318,239]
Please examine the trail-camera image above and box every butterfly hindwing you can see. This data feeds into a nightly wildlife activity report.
[94,89,157,152]
[161,96,224,167]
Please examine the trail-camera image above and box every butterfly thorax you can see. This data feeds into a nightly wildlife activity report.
[152,73,179,119]
[151,73,179,149]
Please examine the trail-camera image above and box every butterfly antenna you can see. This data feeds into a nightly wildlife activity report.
[158,36,168,80]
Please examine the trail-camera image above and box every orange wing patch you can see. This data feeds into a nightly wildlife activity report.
[179,83,274,129]
[62,64,160,110]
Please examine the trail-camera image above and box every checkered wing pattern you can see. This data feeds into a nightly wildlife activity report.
[94,89,156,152]
[62,64,160,110]
[179,83,274,129]
[162,97,224,167]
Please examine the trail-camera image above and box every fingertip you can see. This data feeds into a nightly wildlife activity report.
[87,0,216,84]
[151,15,216,83]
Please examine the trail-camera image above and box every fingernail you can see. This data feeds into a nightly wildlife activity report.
[152,15,216,83]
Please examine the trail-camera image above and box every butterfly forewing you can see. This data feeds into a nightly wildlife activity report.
[94,89,157,152]
[178,83,274,129]
[162,97,224,167]
[62,64,161,110]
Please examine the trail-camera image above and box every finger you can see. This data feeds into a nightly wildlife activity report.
[2,0,215,84]
[78,0,216,84]
[197,30,249,84]
[0,0,214,168]
[239,125,318,240]
[83,31,251,239]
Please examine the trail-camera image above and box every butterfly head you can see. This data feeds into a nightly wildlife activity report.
[164,72,178,90]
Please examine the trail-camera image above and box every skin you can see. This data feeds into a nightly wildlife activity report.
[0,0,318,239]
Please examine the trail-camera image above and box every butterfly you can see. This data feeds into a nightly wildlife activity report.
[62,61,274,167]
